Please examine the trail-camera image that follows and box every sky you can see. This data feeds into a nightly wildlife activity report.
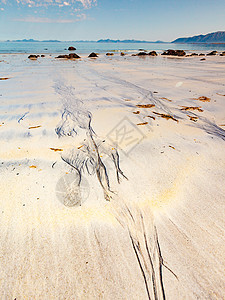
[0,0,224,41]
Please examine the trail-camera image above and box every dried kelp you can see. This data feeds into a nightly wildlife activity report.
[187,115,198,122]
[194,96,211,102]
[153,112,178,122]
[180,106,203,112]
[136,104,155,108]
[137,122,148,126]
[28,125,42,129]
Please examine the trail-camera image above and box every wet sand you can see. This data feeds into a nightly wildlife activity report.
[0,53,225,299]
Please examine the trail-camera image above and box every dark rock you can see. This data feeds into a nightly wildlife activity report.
[162,49,176,56]
[200,58,206,61]
[207,51,217,56]
[131,54,136,56]
[148,51,157,56]
[120,52,125,56]
[199,53,205,56]
[139,49,145,51]
[190,53,198,56]
[68,53,80,59]
[162,49,186,56]
[41,55,45,57]
[88,52,98,58]
[106,53,114,56]
[55,53,80,59]
[175,50,186,56]
[56,55,68,59]
[68,46,76,51]
[28,55,39,60]
[220,51,225,56]
[137,52,148,56]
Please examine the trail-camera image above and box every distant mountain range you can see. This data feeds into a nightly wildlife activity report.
[5,31,225,44]
[172,31,225,43]
[97,39,165,43]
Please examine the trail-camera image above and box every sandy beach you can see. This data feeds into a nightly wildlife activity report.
[0,53,225,299]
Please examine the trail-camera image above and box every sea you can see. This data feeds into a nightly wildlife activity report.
[0,41,225,54]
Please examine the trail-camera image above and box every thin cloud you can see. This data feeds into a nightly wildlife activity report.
[14,14,87,22]
[1,0,97,9]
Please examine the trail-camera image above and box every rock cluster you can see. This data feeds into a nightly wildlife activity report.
[56,53,80,59]
[28,55,40,60]
[162,49,186,56]
[207,51,217,56]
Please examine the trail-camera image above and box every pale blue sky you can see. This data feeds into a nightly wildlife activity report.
[0,0,224,41]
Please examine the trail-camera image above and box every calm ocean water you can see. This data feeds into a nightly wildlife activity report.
[0,41,225,54]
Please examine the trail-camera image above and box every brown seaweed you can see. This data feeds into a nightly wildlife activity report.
[136,104,155,108]
[194,96,211,102]
[180,106,203,112]
[153,112,178,122]
[137,122,148,126]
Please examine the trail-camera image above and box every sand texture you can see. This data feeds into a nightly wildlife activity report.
[0,53,225,299]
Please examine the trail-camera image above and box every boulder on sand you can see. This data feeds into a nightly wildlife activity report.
[88,52,98,58]
[106,53,114,56]
[55,53,80,59]
[137,52,148,56]
[148,51,157,56]
[162,49,186,56]
[120,52,125,56]
[207,51,217,56]
[68,53,80,59]
[220,51,225,56]
[68,46,76,51]
[28,55,39,60]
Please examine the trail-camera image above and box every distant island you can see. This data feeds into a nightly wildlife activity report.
[172,31,225,44]
[6,38,165,43]
[6,39,61,42]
